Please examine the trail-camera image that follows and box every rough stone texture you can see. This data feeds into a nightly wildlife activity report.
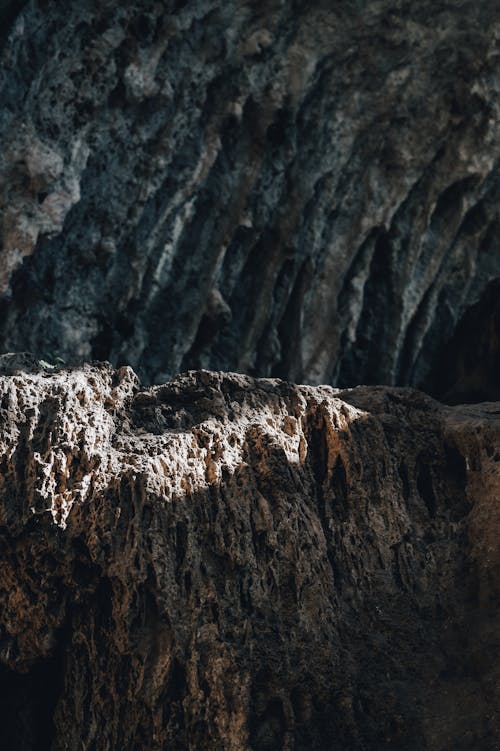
[0,363,498,750]
[0,1,499,394]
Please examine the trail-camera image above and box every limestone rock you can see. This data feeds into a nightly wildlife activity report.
[0,1,499,392]
[0,364,498,749]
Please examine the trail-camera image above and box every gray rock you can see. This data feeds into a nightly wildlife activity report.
[0,351,49,374]
[0,1,498,394]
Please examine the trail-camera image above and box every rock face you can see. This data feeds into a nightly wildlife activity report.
[0,2,499,748]
[0,1,499,393]
[0,363,498,750]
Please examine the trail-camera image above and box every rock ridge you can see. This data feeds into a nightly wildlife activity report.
[0,363,498,749]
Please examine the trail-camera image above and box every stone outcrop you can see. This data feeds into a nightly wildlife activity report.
[0,363,498,750]
[0,1,499,394]
[0,2,499,748]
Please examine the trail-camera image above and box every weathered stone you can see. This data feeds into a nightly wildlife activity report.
[0,364,498,749]
[0,1,499,392]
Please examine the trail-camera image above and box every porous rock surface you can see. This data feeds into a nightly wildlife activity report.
[0,1,499,395]
[0,362,498,750]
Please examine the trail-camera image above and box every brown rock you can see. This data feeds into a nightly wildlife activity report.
[0,364,498,750]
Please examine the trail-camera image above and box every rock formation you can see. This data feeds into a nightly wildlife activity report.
[0,2,499,748]
[0,0,499,394]
[0,363,498,749]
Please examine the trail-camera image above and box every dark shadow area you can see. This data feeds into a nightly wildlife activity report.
[427,278,500,404]
[0,642,65,751]
[0,1,28,42]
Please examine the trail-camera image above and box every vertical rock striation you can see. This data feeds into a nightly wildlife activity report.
[0,1,498,392]
[0,364,498,749]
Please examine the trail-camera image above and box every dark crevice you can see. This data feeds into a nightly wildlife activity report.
[0,1,28,46]
[272,257,312,381]
[0,624,68,751]
[337,228,397,387]
[331,454,349,519]
[416,456,436,518]
[429,278,500,404]
[397,279,437,386]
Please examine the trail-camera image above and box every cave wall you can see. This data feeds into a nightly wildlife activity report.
[0,363,498,750]
[0,0,499,392]
[1,5,499,747]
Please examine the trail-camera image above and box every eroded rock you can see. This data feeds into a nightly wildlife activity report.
[0,364,498,749]
[0,1,498,390]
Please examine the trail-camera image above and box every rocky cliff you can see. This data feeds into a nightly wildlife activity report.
[0,363,498,750]
[1,3,499,749]
[0,0,499,395]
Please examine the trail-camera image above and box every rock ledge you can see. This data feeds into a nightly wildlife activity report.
[0,364,498,750]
